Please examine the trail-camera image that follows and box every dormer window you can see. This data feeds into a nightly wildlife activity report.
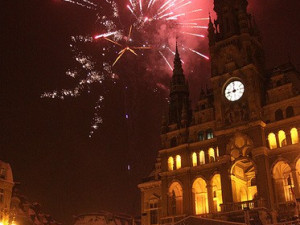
[206,129,214,139]
[198,132,204,141]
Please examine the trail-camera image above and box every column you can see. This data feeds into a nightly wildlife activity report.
[291,168,300,198]
[286,131,292,145]
[207,184,214,213]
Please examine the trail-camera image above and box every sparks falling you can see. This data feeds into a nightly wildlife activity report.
[43,0,211,136]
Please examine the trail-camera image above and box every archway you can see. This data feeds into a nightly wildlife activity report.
[169,182,183,215]
[211,174,223,212]
[272,161,293,203]
[192,178,208,214]
[231,159,257,203]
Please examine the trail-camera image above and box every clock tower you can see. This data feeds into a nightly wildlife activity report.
[208,0,265,128]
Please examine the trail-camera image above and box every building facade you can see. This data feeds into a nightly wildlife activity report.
[138,0,300,224]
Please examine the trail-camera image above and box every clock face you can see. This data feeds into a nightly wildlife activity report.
[225,81,245,101]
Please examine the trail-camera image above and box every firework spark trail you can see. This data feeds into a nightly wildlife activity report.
[181,31,205,38]
[180,25,208,29]
[177,22,198,25]
[63,0,96,9]
[89,95,104,137]
[173,1,192,11]
[166,47,184,63]
[157,12,174,20]
[104,37,122,46]
[186,18,209,21]
[139,0,143,14]
[147,0,155,9]
[81,0,97,7]
[127,5,139,19]
[189,48,210,60]
[159,51,173,71]
[94,31,119,39]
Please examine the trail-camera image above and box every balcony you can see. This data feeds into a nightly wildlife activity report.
[220,199,266,212]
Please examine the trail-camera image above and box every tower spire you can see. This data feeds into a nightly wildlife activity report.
[173,40,183,76]
[168,42,191,126]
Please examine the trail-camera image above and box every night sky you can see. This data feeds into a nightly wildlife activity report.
[1,0,300,224]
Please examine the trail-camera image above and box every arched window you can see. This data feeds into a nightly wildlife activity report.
[286,106,294,118]
[168,157,174,171]
[206,129,214,140]
[193,178,209,214]
[208,148,215,163]
[176,155,181,169]
[192,152,197,167]
[290,128,299,144]
[275,109,284,121]
[169,182,183,215]
[170,137,177,147]
[211,174,223,212]
[273,161,293,203]
[198,131,204,141]
[278,130,287,147]
[268,133,277,149]
[199,151,205,165]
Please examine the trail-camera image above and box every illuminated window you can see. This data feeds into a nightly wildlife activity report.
[216,147,219,157]
[268,133,277,149]
[199,151,205,165]
[211,174,223,212]
[290,128,299,144]
[206,129,214,140]
[193,178,209,214]
[208,148,215,163]
[198,132,204,141]
[275,109,284,121]
[169,182,183,215]
[286,106,294,118]
[278,130,287,147]
[176,155,181,169]
[192,152,197,167]
[168,157,174,171]
[273,161,293,202]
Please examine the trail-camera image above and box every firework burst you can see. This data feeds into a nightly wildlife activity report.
[43,0,210,136]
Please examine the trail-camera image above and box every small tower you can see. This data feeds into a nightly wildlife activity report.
[208,13,215,47]
[168,42,191,127]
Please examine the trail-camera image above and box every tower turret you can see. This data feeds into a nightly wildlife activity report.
[168,43,191,127]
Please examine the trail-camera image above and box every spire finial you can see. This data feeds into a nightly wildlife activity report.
[175,37,179,56]
[173,40,183,75]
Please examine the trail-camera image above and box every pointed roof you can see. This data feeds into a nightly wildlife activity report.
[173,41,184,76]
